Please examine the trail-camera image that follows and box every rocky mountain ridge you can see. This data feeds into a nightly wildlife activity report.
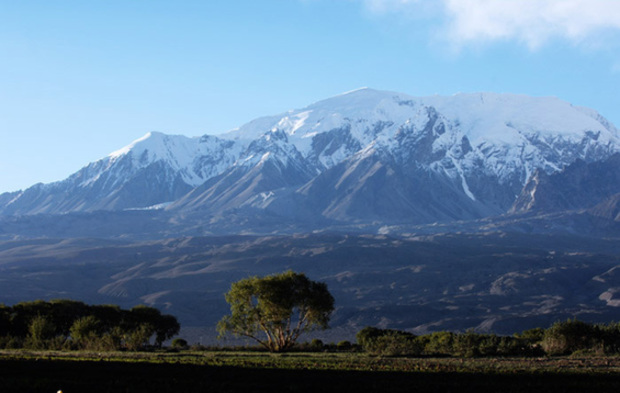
[511,153,620,214]
[1,88,619,232]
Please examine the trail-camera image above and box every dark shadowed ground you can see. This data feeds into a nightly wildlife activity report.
[2,357,620,393]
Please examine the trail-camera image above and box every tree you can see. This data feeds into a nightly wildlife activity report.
[70,316,101,349]
[171,338,188,349]
[356,327,420,356]
[126,305,180,347]
[125,323,155,351]
[153,314,181,347]
[27,315,56,349]
[49,299,89,336]
[11,300,52,337]
[0,304,10,337]
[217,270,335,352]
[541,319,598,355]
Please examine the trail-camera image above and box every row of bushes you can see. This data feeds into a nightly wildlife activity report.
[0,300,179,351]
[356,320,620,357]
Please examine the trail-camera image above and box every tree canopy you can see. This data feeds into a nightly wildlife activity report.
[217,270,335,352]
[0,300,180,351]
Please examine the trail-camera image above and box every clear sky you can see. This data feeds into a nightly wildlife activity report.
[1,0,620,193]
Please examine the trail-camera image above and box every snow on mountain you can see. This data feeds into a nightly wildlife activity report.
[0,132,241,215]
[223,88,419,157]
[216,88,619,218]
[222,89,619,183]
[1,88,619,223]
[171,129,317,213]
[105,131,242,187]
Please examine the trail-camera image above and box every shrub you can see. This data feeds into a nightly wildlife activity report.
[596,322,620,354]
[423,331,455,356]
[70,316,102,350]
[356,327,387,348]
[171,338,188,349]
[0,335,23,349]
[337,340,353,351]
[296,338,325,351]
[310,338,324,350]
[357,327,420,356]
[516,327,545,344]
[190,344,207,351]
[125,323,155,351]
[25,315,56,349]
[542,319,599,356]
[452,331,484,357]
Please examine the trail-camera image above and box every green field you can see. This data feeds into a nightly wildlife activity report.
[2,351,620,392]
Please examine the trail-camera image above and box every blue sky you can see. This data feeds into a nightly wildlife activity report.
[1,0,620,193]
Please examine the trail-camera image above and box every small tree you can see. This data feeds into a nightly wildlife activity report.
[356,327,420,356]
[26,315,56,349]
[70,316,101,350]
[217,270,335,352]
[125,323,155,351]
[171,338,188,349]
[126,305,180,347]
[0,304,10,337]
[542,319,598,355]
[154,314,180,347]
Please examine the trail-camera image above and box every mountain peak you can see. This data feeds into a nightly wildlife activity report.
[307,87,407,111]
[108,131,170,159]
[2,89,619,221]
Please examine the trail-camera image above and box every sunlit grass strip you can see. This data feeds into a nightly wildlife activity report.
[3,350,620,375]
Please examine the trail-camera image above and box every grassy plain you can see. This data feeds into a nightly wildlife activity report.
[2,350,620,392]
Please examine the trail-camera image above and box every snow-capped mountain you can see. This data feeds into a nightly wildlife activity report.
[173,88,619,224]
[225,88,618,178]
[1,88,619,227]
[0,132,240,215]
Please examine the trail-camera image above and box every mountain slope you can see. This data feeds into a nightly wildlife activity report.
[511,153,620,214]
[170,129,317,213]
[589,193,620,222]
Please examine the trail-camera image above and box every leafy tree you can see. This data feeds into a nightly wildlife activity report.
[124,305,180,347]
[26,315,56,349]
[0,300,180,351]
[11,301,51,337]
[125,323,155,351]
[91,304,122,332]
[598,322,620,354]
[217,270,334,352]
[542,319,599,355]
[153,314,180,347]
[0,304,10,337]
[309,338,324,351]
[70,315,102,349]
[356,327,420,356]
[171,338,188,349]
[49,299,89,336]
[356,326,387,349]
[337,340,353,351]
[104,326,126,350]
[422,331,455,355]
[452,330,484,357]
[515,327,545,344]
